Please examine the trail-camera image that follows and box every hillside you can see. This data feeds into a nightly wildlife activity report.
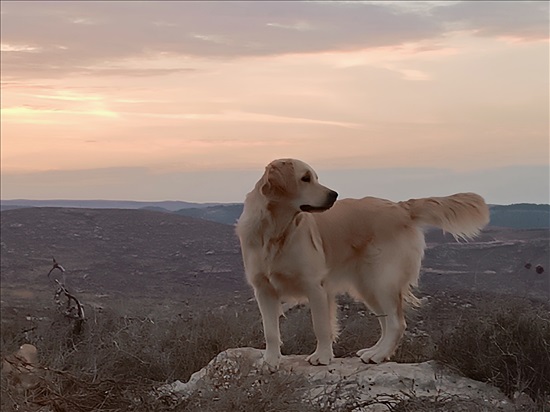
[175,204,243,225]
[0,208,247,306]
[489,203,550,229]
[1,208,548,310]
[0,199,219,211]
[3,200,549,229]
[1,207,548,412]
[175,202,550,229]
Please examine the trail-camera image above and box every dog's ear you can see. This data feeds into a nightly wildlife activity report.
[261,161,296,198]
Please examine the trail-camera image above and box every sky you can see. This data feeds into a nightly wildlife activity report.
[1,1,549,204]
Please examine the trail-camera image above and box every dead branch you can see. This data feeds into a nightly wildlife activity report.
[54,279,86,320]
[47,257,65,278]
[48,258,85,321]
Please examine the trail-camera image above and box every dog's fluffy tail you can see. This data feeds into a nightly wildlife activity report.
[400,193,490,240]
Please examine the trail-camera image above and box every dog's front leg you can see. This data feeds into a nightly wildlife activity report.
[254,285,282,371]
[305,284,334,366]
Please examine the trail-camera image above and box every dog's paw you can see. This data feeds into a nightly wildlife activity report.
[306,349,333,366]
[357,346,377,357]
[262,351,281,372]
[359,349,389,364]
[357,348,372,357]
[357,345,378,357]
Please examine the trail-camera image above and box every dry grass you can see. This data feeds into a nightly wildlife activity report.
[1,292,549,411]
[1,304,264,411]
[434,298,550,407]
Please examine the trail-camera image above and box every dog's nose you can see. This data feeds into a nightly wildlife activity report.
[329,190,338,202]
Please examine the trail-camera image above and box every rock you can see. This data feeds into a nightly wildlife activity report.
[157,348,513,411]
[1,344,41,393]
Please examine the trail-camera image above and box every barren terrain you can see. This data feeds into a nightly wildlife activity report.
[1,207,548,312]
[1,207,549,411]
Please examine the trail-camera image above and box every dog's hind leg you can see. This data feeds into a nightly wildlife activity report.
[354,271,407,364]
[362,288,406,363]
[354,281,387,358]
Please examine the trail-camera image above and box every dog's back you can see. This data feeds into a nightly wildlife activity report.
[313,197,417,269]
[313,193,489,296]
[314,193,489,265]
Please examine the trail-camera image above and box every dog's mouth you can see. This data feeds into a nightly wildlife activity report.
[300,204,332,213]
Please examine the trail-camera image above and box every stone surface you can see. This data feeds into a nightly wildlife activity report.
[158,347,513,411]
[1,344,40,393]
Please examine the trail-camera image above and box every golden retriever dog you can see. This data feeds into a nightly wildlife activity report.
[236,159,490,370]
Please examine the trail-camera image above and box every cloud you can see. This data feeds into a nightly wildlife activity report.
[2,106,119,122]
[79,67,197,78]
[0,1,442,79]
[121,110,364,129]
[0,48,197,79]
[2,1,546,80]
[433,1,549,41]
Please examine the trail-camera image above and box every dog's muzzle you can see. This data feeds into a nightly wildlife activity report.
[300,190,338,212]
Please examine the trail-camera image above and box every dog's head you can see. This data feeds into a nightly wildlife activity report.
[259,159,338,213]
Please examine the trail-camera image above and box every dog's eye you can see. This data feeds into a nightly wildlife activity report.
[301,175,311,183]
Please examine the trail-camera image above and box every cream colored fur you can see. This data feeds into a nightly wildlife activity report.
[236,159,490,370]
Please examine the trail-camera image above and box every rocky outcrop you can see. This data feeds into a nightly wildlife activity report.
[158,347,513,411]
[2,344,40,393]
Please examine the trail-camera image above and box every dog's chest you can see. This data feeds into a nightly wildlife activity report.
[240,212,326,291]
[261,236,298,274]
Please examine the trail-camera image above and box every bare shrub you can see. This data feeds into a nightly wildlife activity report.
[280,305,317,356]
[164,306,265,381]
[434,298,550,406]
[369,394,510,412]
[3,291,549,411]
[1,303,268,411]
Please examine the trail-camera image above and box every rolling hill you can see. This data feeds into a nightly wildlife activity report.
[1,208,548,308]
[0,207,247,305]
[174,203,550,229]
[3,200,548,229]
[0,199,219,212]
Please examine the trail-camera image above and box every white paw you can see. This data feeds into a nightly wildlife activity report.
[357,346,377,357]
[306,349,333,366]
[263,351,281,372]
[359,349,389,364]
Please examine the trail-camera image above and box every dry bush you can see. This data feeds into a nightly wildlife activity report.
[279,305,317,356]
[3,291,549,411]
[434,298,550,407]
[164,306,265,381]
[370,395,511,412]
[1,305,266,411]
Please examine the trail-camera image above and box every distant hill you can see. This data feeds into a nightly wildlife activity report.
[176,203,550,229]
[175,204,244,225]
[3,199,548,229]
[0,207,246,299]
[0,199,219,211]
[1,207,548,304]
[489,203,549,229]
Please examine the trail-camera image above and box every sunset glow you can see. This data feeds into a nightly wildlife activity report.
[1,1,548,203]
